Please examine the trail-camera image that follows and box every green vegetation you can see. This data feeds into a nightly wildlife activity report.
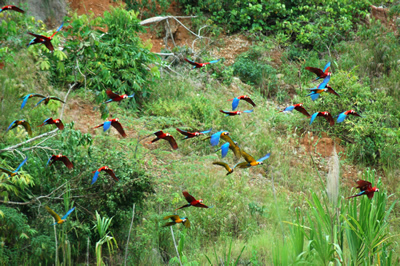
[0,2,399,265]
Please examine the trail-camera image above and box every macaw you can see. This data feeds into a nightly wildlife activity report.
[215,136,241,161]
[47,154,73,169]
[176,128,212,140]
[220,110,253,116]
[210,131,229,146]
[35,96,65,107]
[310,112,335,126]
[94,118,127,138]
[27,22,63,52]
[346,180,379,199]
[20,93,46,109]
[148,130,178,150]
[0,5,24,13]
[163,215,190,228]
[305,61,330,82]
[6,120,32,136]
[212,161,234,176]
[38,118,64,130]
[228,95,256,110]
[91,166,119,185]
[337,110,362,123]
[184,58,220,69]
[307,74,338,101]
[280,103,311,118]
[234,150,271,169]
[0,157,28,178]
[45,206,75,225]
[175,191,213,210]
[103,89,135,104]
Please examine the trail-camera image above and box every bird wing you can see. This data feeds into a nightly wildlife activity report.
[230,144,242,162]
[21,94,45,109]
[50,22,64,39]
[309,93,320,101]
[46,155,55,166]
[183,219,190,228]
[183,191,196,204]
[220,110,233,115]
[35,97,48,107]
[200,128,212,134]
[91,171,100,185]
[21,120,32,136]
[316,74,331,89]
[350,111,362,118]
[326,86,340,96]
[309,113,319,125]
[164,135,178,150]
[6,120,17,131]
[154,131,164,137]
[61,207,75,220]
[219,142,230,158]
[104,168,119,182]
[241,150,256,163]
[243,110,254,113]
[257,153,271,162]
[163,222,176,227]
[232,98,240,110]
[49,96,65,103]
[93,123,105,129]
[55,120,64,130]
[0,167,13,176]
[184,58,197,66]
[323,62,331,73]
[10,5,25,13]
[194,202,213,208]
[106,89,120,100]
[210,131,222,146]
[111,121,127,137]
[294,106,311,117]
[305,67,324,77]
[208,59,220,64]
[14,157,28,173]
[27,32,49,40]
[44,41,55,52]
[45,206,61,223]
[102,121,112,132]
[282,106,295,112]
[243,97,256,107]
[176,128,192,137]
[212,162,232,172]
[233,161,250,169]
[356,180,372,191]
[337,112,347,123]
[60,156,73,169]
[323,113,335,126]
[163,215,179,220]
[220,134,235,146]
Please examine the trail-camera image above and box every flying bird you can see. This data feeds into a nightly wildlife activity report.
[27,22,64,52]
[234,150,271,169]
[228,95,256,110]
[38,118,64,130]
[212,162,234,175]
[91,166,119,185]
[346,180,379,199]
[305,61,330,81]
[0,157,28,178]
[20,93,46,109]
[6,120,32,136]
[210,131,229,146]
[35,96,65,107]
[103,89,135,104]
[176,128,212,140]
[184,58,220,69]
[0,5,25,13]
[148,130,178,150]
[47,154,73,169]
[45,206,75,225]
[175,191,213,210]
[215,135,241,161]
[163,215,190,228]
[220,110,253,116]
[307,74,337,101]
[337,110,362,123]
[94,118,127,138]
[280,103,311,118]
[310,112,335,126]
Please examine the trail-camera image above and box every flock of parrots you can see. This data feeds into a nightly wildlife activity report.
[0,5,379,228]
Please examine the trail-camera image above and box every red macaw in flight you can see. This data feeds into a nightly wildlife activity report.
[212,161,234,175]
[38,118,64,130]
[47,154,73,169]
[163,215,190,228]
[148,130,178,150]
[228,95,256,110]
[220,110,253,116]
[20,93,46,109]
[45,206,75,225]
[280,103,311,118]
[176,128,212,140]
[184,58,220,69]
[346,180,379,199]
[35,96,65,107]
[103,89,135,104]
[0,5,24,13]
[305,61,330,82]
[94,118,127,138]
[6,119,32,136]
[337,110,362,123]
[27,22,64,52]
[91,166,119,185]
[175,191,213,210]
[0,157,28,178]
[234,151,271,169]
[310,112,335,126]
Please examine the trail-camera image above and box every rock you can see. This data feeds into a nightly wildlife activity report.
[277,74,284,79]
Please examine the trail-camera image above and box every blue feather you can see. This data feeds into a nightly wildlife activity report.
[310,93,320,101]
[43,118,52,125]
[91,171,100,185]
[232,98,240,110]
[317,74,330,89]
[209,59,220,64]
[220,143,230,158]
[35,97,47,107]
[337,112,347,123]
[21,95,31,109]
[200,128,212,134]
[61,207,75,220]
[257,153,271,162]
[14,157,28,173]
[127,93,135,98]
[27,38,35,47]
[283,106,295,112]
[103,121,112,132]
[210,131,223,146]
[310,113,319,125]
[6,120,17,131]
[323,62,331,73]
[56,22,64,33]
[243,110,253,113]
[46,156,53,166]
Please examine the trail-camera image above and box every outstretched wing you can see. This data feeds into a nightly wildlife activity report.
[163,222,176,227]
[45,206,61,223]
[183,191,196,204]
[164,135,178,150]
[14,157,28,172]
[46,155,55,166]
[21,94,45,109]
[21,120,32,136]
[356,180,372,191]
[200,128,212,134]
[104,168,119,182]
[50,22,64,39]
[323,113,335,126]
[106,89,120,100]
[212,162,232,173]
[49,96,65,103]
[44,41,55,52]
[257,153,271,163]
[310,113,319,125]
[28,32,49,40]
[60,156,73,169]
[243,110,253,113]
[163,215,179,220]
[103,121,112,132]
[294,106,311,117]
[326,86,340,97]
[6,120,18,131]
[35,97,48,107]
[55,120,64,130]
[305,67,324,77]
[91,171,100,185]
[176,128,192,137]
[218,142,230,158]
[337,112,347,123]
[183,219,190,228]
[232,98,240,110]
[241,150,256,163]
[61,207,75,220]
[184,58,197,66]
[208,59,220,64]
[194,202,213,208]
[111,121,127,137]
[243,97,256,107]
[0,167,13,176]
[210,131,223,146]
[316,74,331,89]
[233,161,250,169]
[323,62,331,73]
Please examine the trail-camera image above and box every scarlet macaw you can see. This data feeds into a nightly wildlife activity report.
[234,150,270,169]
[0,157,28,178]
[280,103,311,118]
[20,93,46,109]
[91,166,119,185]
[35,96,65,107]
[337,110,361,123]
[45,206,75,225]
[163,215,190,228]
[176,128,212,140]
[212,161,234,175]
[94,118,127,138]
[27,22,63,52]
[228,95,256,110]
[47,154,73,169]
[175,191,213,210]
[305,61,330,82]
[210,131,230,146]
[148,130,178,150]
[184,58,220,69]
[103,89,135,104]
[38,118,64,130]
[6,120,32,136]
[220,110,253,116]
[0,5,24,13]
[310,112,335,126]
[346,180,379,199]
[307,74,339,101]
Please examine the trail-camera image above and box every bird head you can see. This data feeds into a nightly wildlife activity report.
[55,120,60,123]
[322,112,329,116]
[166,133,171,137]
[104,166,109,170]
[222,132,229,136]
[199,199,203,203]
[297,103,303,107]
[114,118,119,122]
[122,95,128,99]
[258,162,263,165]
[349,110,356,114]
[243,95,249,98]
[237,111,242,115]
[181,217,187,222]
[195,132,200,136]
[373,187,379,192]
